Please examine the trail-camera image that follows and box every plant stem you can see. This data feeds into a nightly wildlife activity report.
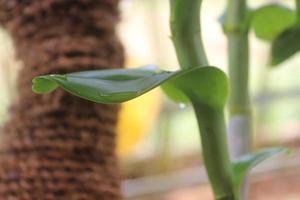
[227,35,251,159]
[170,0,236,199]
[225,0,251,199]
[170,0,208,69]
[225,0,251,160]
[192,103,235,199]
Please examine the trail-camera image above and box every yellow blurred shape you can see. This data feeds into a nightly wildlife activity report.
[117,89,161,157]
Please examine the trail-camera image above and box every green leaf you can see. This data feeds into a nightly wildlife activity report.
[161,82,190,103]
[32,65,227,107]
[250,4,295,41]
[271,27,300,65]
[164,66,228,108]
[232,147,288,196]
[32,65,178,104]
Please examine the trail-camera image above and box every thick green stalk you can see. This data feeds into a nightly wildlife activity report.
[170,0,208,68]
[170,0,236,199]
[225,0,251,159]
[225,0,251,199]
[192,102,235,199]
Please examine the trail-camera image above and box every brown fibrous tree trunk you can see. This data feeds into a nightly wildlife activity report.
[0,0,124,199]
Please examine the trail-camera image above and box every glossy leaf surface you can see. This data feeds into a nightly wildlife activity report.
[33,65,176,103]
[232,147,288,196]
[271,27,300,65]
[164,67,228,108]
[251,4,295,41]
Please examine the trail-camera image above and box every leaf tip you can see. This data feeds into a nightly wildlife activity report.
[32,76,59,94]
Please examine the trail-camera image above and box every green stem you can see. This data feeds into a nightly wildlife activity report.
[170,0,236,199]
[228,36,249,116]
[192,102,235,199]
[170,0,208,69]
[225,0,251,158]
[296,0,300,25]
[225,0,251,199]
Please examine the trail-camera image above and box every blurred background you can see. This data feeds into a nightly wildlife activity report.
[1,0,300,199]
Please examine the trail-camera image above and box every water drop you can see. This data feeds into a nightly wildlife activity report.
[178,103,187,109]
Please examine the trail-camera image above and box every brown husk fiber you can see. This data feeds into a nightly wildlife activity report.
[0,0,124,199]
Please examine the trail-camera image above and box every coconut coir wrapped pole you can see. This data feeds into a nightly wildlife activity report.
[0,0,124,199]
